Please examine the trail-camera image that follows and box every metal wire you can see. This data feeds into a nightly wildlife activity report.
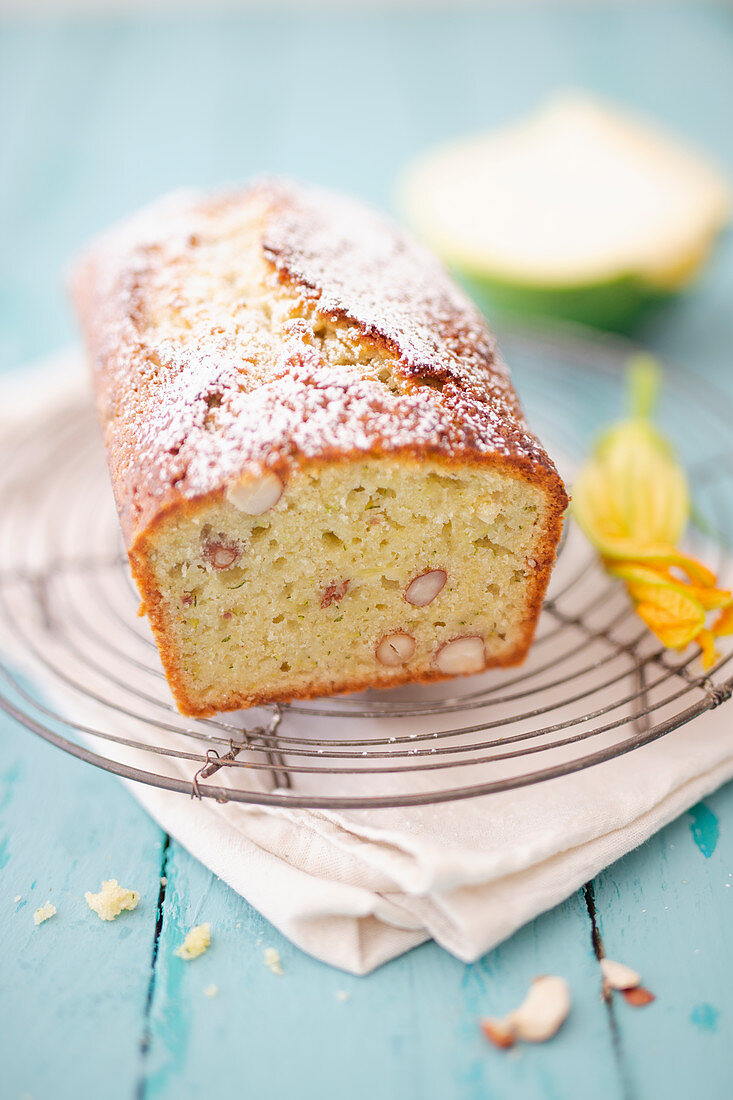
[1,325,731,809]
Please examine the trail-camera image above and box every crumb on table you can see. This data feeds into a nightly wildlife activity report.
[264,947,283,975]
[85,879,140,921]
[175,923,211,960]
[33,902,56,925]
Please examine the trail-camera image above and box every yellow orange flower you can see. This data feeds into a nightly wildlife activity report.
[630,584,705,649]
[713,604,733,637]
[573,355,732,669]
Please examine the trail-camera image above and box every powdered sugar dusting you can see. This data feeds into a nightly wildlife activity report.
[265,181,506,384]
[72,180,561,546]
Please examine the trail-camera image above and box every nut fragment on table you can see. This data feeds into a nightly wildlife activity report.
[600,957,655,1006]
[621,985,656,1006]
[480,1019,516,1049]
[481,975,571,1049]
[600,957,641,991]
[33,902,56,925]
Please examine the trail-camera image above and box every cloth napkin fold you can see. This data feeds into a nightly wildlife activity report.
[2,350,732,975]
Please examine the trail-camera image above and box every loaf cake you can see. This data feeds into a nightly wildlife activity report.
[73,180,568,717]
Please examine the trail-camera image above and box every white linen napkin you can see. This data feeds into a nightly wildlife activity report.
[1,350,731,975]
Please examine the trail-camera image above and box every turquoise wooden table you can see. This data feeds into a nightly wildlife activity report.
[2,5,732,1098]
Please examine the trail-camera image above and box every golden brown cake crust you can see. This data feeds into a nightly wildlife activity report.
[72,180,568,716]
[73,181,566,544]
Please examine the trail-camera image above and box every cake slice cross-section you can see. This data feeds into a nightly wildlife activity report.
[73,180,568,717]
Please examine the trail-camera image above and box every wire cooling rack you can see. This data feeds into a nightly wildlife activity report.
[0,324,731,809]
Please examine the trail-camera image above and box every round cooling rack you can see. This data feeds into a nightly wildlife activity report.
[1,324,732,809]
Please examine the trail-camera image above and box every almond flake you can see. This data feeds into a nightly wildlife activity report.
[435,635,485,675]
[376,632,416,666]
[404,569,447,607]
[622,985,656,1007]
[480,975,570,1050]
[480,1019,516,1049]
[600,957,641,991]
[226,471,283,515]
[508,976,570,1042]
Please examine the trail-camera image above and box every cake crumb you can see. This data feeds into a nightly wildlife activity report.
[204,984,219,998]
[85,879,140,921]
[33,902,56,925]
[264,947,283,975]
[335,990,351,1003]
[175,923,211,960]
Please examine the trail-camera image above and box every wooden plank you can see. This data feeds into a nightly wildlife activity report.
[0,714,164,1100]
[140,841,623,1100]
[590,780,733,1100]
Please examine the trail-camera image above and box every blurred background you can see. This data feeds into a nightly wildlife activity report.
[2,0,732,377]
